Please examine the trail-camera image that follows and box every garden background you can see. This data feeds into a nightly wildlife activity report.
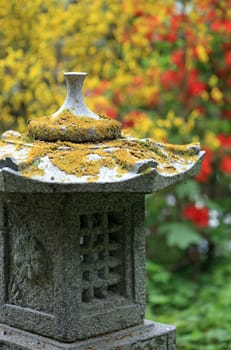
[1,0,231,348]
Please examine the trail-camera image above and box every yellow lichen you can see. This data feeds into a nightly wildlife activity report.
[28,110,121,142]
[111,148,138,170]
[0,140,7,148]
[50,148,115,177]
[21,165,45,177]
[0,133,201,180]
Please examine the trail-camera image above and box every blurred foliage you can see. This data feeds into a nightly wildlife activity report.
[146,257,231,349]
[1,0,231,347]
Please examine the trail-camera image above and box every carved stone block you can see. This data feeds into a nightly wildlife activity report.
[0,192,146,342]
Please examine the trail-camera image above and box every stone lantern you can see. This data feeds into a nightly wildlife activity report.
[0,73,204,349]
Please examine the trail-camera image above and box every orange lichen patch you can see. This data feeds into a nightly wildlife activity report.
[0,134,34,151]
[111,148,138,170]
[21,164,45,177]
[21,142,56,167]
[28,110,121,142]
[0,141,6,147]
[50,149,115,177]
[87,175,100,183]
[155,142,201,155]
[0,132,201,181]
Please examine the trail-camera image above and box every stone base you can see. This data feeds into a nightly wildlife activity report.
[0,320,176,350]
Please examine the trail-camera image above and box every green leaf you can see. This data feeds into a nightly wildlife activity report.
[158,222,201,249]
[175,179,199,201]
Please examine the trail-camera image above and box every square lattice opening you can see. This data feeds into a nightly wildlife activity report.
[80,211,124,302]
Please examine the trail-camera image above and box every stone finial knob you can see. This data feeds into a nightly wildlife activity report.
[28,72,121,143]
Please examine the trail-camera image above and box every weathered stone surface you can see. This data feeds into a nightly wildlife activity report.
[0,320,176,350]
[0,192,146,342]
[0,155,203,193]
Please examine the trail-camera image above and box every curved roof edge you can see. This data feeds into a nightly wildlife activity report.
[0,151,204,193]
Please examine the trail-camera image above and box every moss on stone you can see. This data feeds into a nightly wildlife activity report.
[1,135,200,181]
[21,164,45,177]
[28,110,121,143]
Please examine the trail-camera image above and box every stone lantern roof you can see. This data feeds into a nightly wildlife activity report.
[0,72,204,193]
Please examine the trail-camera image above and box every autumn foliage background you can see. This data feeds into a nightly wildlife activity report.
[1,0,231,348]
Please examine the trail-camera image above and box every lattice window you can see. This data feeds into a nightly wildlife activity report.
[80,211,124,302]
